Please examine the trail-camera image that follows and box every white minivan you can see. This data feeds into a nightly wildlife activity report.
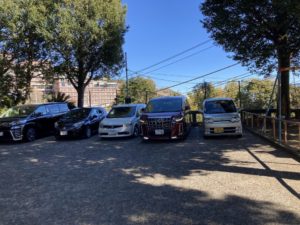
[98,104,146,138]
[202,98,243,137]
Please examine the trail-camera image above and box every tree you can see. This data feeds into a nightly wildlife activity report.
[188,82,223,109]
[0,0,53,106]
[201,0,300,118]
[119,77,156,104]
[47,0,127,107]
[240,79,275,110]
[224,81,239,104]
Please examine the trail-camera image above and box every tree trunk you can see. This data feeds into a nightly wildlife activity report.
[278,52,290,119]
[76,85,85,108]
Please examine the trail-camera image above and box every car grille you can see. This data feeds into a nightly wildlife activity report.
[210,127,236,134]
[103,125,123,129]
[147,118,172,129]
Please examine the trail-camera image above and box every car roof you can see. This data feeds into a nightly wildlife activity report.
[17,102,67,107]
[204,97,233,102]
[149,96,186,101]
[113,104,146,108]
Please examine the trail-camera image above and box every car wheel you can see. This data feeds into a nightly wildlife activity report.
[84,126,92,138]
[55,134,61,141]
[133,125,139,137]
[25,127,36,142]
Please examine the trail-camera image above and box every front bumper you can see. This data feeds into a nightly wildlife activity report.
[0,127,23,141]
[55,126,83,137]
[141,123,184,140]
[204,121,243,136]
[99,125,133,138]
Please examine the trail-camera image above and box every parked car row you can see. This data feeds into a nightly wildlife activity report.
[0,96,243,143]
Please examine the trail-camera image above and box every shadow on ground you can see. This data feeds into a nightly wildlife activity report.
[0,128,299,225]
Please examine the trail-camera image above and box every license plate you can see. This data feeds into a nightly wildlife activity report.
[60,131,68,136]
[214,128,224,133]
[0,132,3,136]
[108,131,117,135]
[155,129,164,135]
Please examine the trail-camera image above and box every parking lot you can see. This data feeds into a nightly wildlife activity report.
[1,127,300,225]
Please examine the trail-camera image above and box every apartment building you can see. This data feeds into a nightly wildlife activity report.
[29,77,120,107]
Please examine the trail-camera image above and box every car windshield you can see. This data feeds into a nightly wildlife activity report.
[0,105,37,118]
[63,108,91,121]
[204,100,237,114]
[145,98,182,113]
[107,106,136,118]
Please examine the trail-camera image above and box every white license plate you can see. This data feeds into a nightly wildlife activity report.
[155,129,164,135]
[0,132,3,136]
[108,131,117,135]
[60,131,68,136]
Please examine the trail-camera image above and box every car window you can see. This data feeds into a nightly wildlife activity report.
[47,104,60,114]
[0,105,37,118]
[204,100,237,114]
[58,104,69,112]
[90,109,98,118]
[107,106,136,118]
[145,98,182,113]
[34,106,48,116]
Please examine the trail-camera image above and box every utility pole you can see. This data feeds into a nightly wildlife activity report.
[278,70,282,144]
[238,80,241,108]
[204,81,207,99]
[145,91,148,104]
[125,52,129,98]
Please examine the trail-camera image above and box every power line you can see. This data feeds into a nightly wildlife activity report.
[156,63,239,93]
[129,40,211,76]
[130,45,214,77]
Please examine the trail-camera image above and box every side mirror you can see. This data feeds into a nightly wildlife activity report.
[141,108,145,113]
[32,112,42,118]
[185,105,190,110]
[91,115,97,120]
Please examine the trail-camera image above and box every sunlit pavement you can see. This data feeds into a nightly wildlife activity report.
[0,128,300,225]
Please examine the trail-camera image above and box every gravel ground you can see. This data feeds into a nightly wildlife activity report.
[0,127,300,225]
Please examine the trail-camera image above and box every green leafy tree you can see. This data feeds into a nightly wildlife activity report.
[188,82,223,109]
[0,0,53,106]
[119,77,156,104]
[201,0,300,117]
[47,0,127,107]
[240,79,275,110]
[47,92,75,109]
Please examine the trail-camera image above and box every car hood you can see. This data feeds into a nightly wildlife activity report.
[101,117,133,125]
[141,112,181,119]
[0,117,27,127]
[204,112,240,120]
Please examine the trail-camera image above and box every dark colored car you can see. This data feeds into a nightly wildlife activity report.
[0,103,69,142]
[54,107,106,139]
[140,96,192,140]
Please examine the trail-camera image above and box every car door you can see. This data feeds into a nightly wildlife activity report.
[89,109,100,132]
[30,106,50,135]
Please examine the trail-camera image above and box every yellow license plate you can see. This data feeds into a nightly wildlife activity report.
[214,128,224,133]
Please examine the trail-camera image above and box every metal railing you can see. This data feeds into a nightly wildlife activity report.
[242,111,300,151]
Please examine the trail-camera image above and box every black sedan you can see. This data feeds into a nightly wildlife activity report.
[54,107,106,139]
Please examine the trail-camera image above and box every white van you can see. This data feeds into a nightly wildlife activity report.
[98,104,146,138]
[202,98,243,137]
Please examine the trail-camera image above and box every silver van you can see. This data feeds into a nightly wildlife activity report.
[202,98,243,137]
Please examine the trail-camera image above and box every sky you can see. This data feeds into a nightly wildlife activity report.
[120,0,257,94]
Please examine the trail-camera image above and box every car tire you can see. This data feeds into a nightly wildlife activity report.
[25,127,36,142]
[84,126,92,138]
[133,125,139,137]
[55,134,61,141]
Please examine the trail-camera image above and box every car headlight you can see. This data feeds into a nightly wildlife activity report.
[231,116,240,123]
[140,119,146,124]
[205,118,214,123]
[73,121,84,128]
[124,122,133,127]
[10,120,25,129]
[172,116,184,123]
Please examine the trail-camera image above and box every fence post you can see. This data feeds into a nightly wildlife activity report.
[251,114,254,128]
[284,121,287,143]
[272,118,276,140]
[263,117,266,134]
[256,115,260,128]
[298,124,300,142]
